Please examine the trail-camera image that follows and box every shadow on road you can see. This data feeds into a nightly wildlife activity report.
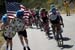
[63,45,73,48]
[61,44,74,49]
[62,37,71,41]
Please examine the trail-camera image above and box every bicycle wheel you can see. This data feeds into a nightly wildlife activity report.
[57,33,63,47]
[57,38,63,47]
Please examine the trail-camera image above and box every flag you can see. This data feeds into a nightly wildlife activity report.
[6,2,20,11]
[5,1,28,19]
[5,1,21,18]
[7,11,16,19]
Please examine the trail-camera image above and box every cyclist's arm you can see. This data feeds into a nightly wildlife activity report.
[59,16,64,27]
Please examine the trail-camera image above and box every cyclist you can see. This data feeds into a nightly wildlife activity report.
[35,7,41,28]
[49,7,64,40]
[30,9,36,25]
[40,8,50,35]
[16,10,31,50]
[50,3,56,12]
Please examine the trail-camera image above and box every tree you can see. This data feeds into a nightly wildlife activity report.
[0,0,6,17]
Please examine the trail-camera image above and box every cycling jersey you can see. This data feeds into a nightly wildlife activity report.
[50,14,61,24]
[40,11,48,18]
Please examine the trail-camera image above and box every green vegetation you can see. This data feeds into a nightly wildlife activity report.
[0,30,5,48]
[20,0,75,8]
[0,0,75,16]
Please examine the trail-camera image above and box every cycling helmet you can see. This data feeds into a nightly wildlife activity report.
[2,14,8,24]
[51,8,57,14]
[50,4,55,10]
[41,8,46,12]
[16,10,24,19]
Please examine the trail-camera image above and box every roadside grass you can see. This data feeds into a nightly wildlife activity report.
[0,30,5,48]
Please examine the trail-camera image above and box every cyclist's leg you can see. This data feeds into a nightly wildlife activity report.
[45,22,50,35]
[43,17,50,35]
[56,24,61,40]
[40,20,43,31]
[52,24,56,38]
[38,18,44,31]
[28,16,32,27]
[55,24,60,46]
[35,16,39,28]
[30,17,33,28]
[57,25,63,47]
[38,18,41,29]
[57,24,63,39]
[43,17,48,32]
[56,24,63,47]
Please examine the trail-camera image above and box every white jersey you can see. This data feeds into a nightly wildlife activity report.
[49,10,61,21]
[49,13,58,20]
